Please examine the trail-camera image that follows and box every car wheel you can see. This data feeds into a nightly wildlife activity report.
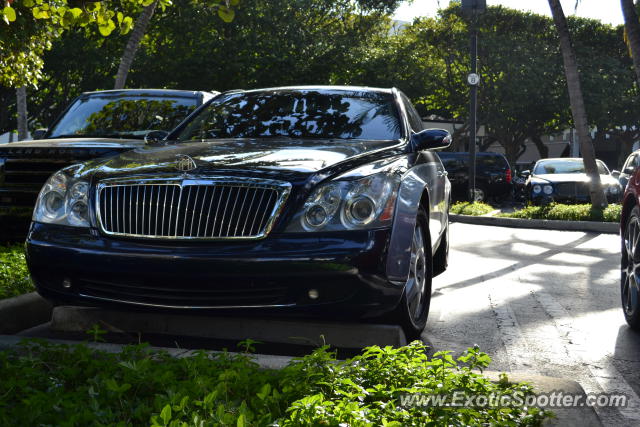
[622,205,640,330]
[471,186,487,203]
[433,221,448,277]
[395,207,432,341]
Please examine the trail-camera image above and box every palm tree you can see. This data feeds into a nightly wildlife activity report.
[547,0,607,208]
[16,87,28,141]
[621,0,640,87]
[114,0,159,89]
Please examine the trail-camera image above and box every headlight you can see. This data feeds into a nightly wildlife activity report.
[287,172,399,232]
[33,168,90,227]
[532,184,542,194]
[543,185,553,195]
[608,185,620,195]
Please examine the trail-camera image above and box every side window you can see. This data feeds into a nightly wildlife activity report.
[400,93,423,132]
[624,154,637,172]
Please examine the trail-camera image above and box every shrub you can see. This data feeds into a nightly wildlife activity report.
[0,245,33,299]
[500,203,621,223]
[450,202,495,216]
[0,340,550,426]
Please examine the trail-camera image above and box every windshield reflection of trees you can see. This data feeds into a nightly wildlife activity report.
[81,100,194,136]
[180,91,401,141]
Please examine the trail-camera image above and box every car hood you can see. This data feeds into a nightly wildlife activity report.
[531,173,620,186]
[80,138,403,181]
[0,137,143,151]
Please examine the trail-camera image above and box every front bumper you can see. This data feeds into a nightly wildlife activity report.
[26,223,403,319]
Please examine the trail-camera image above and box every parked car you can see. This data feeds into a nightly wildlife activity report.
[524,157,622,205]
[25,86,451,339]
[437,151,512,202]
[613,149,640,189]
[0,89,217,240]
[620,167,640,330]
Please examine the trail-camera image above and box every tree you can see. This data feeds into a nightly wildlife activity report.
[114,0,240,89]
[621,0,640,88]
[547,0,607,208]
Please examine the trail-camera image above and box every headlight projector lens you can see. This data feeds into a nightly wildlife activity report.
[348,196,375,224]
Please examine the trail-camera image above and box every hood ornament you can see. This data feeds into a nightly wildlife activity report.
[175,154,197,172]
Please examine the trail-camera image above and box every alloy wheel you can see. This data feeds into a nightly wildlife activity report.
[622,212,640,325]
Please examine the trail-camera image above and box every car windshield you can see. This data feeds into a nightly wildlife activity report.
[48,94,198,139]
[173,89,402,141]
[533,159,609,175]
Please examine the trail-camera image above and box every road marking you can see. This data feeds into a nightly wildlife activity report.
[488,288,534,372]
[532,289,640,423]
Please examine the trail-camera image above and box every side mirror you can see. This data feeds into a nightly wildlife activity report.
[411,128,451,151]
[624,166,636,175]
[521,170,530,177]
[611,170,621,179]
[144,130,169,144]
[32,128,48,140]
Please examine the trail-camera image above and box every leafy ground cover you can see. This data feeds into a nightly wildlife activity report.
[0,245,33,299]
[0,340,550,426]
[500,203,621,223]
[449,202,495,216]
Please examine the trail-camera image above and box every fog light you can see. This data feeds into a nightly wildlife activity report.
[62,278,72,289]
[308,289,319,300]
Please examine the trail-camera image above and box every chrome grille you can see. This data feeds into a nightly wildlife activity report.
[97,178,290,239]
[555,182,589,198]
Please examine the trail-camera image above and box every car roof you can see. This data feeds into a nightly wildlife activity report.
[79,89,218,98]
[535,157,604,163]
[227,85,395,95]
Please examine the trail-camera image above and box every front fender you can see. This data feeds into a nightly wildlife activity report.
[386,162,443,283]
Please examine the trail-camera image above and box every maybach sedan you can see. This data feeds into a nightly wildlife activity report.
[26,86,452,338]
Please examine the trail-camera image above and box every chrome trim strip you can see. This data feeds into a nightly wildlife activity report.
[78,293,296,310]
[95,176,291,241]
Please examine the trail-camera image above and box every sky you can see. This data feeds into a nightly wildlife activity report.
[393,0,624,26]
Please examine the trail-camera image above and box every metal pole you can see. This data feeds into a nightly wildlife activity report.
[468,19,478,201]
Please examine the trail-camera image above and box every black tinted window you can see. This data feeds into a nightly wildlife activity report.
[439,153,507,169]
[175,90,401,141]
[48,95,198,139]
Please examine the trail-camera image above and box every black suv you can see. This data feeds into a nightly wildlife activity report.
[0,89,217,240]
[438,151,512,202]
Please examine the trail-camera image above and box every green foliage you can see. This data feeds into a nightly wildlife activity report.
[0,245,34,299]
[500,203,621,222]
[450,201,495,216]
[0,0,241,88]
[0,340,550,426]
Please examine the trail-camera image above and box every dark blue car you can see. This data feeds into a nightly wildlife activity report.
[26,86,451,339]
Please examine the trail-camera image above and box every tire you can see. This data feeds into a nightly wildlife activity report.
[471,186,487,203]
[622,205,640,330]
[394,207,432,341]
[433,222,448,277]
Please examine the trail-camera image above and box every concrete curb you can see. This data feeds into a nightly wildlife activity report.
[0,292,52,334]
[0,335,601,426]
[484,371,602,426]
[450,214,619,234]
[50,306,408,348]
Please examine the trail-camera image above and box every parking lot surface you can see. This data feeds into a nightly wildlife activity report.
[427,223,637,426]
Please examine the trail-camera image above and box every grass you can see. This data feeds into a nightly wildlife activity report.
[0,339,551,426]
[0,244,34,299]
[449,201,495,216]
[500,203,621,223]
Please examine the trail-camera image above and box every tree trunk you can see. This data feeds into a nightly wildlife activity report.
[16,87,28,141]
[547,0,607,208]
[114,0,159,89]
[622,0,640,87]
